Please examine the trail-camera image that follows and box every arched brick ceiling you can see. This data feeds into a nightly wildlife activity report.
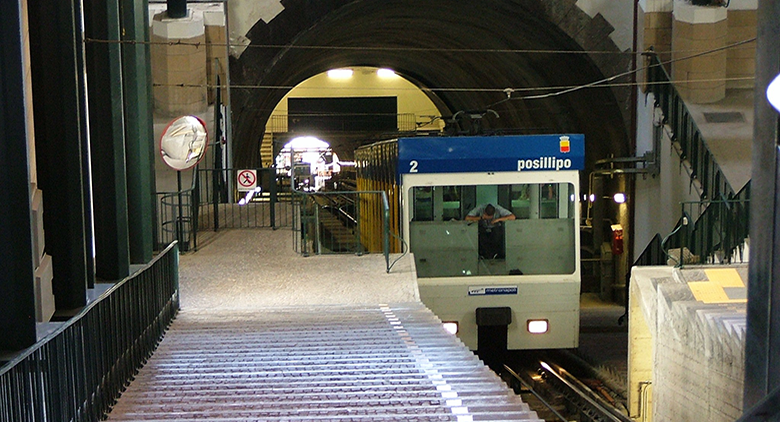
[230,0,630,170]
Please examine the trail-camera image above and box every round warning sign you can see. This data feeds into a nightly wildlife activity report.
[237,169,257,191]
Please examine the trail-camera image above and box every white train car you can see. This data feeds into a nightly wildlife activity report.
[396,134,584,350]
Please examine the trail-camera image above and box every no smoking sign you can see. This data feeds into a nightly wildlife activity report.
[237,169,257,191]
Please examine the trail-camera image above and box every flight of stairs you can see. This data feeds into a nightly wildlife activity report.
[107,303,542,421]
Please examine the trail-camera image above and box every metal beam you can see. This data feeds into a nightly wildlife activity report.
[0,0,37,350]
[28,0,92,309]
[84,0,131,280]
[122,0,156,264]
[745,0,780,409]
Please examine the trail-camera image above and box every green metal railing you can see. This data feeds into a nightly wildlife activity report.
[666,183,751,266]
[644,51,750,265]
[0,242,179,422]
[646,52,739,201]
[292,189,392,272]
[194,167,293,232]
[158,186,195,251]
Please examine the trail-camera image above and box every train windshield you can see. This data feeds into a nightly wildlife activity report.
[408,182,577,278]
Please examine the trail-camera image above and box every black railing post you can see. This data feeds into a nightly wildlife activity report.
[270,167,277,229]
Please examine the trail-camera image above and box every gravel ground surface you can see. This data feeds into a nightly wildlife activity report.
[179,228,419,310]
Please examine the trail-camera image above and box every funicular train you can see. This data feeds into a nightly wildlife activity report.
[356,134,584,351]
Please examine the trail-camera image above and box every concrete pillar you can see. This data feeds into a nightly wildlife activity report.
[725,1,757,89]
[672,0,728,103]
[640,0,674,65]
[203,9,227,104]
[151,10,207,116]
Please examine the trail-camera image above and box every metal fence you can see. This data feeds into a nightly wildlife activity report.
[292,189,392,271]
[156,168,295,252]
[646,52,739,201]
[0,242,179,422]
[157,188,195,251]
[194,167,294,233]
[671,187,751,266]
[641,51,751,266]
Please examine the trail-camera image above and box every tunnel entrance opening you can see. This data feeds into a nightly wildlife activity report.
[276,136,344,192]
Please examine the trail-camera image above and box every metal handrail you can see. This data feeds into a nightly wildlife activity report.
[293,189,393,272]
[634,52,751,268]
[0,242,180,422]
[157,168,199,251]
[645,52,738,201]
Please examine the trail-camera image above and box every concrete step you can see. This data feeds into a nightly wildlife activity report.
[106,303,542,422]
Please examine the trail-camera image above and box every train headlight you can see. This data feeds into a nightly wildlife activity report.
[527,319,549,334]
[442,321,459,335]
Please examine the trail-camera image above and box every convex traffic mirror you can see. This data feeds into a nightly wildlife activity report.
[159,115,208,171]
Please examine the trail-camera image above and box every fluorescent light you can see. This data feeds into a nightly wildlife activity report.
[442,322,459,335]
[589,193,596,202]
[768,73,780,113]
[327,68,353,79]
[613,192,626,203]
[377,68,397,78]
[527,319,548,334]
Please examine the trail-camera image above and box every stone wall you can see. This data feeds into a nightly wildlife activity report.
[629,265,747,422]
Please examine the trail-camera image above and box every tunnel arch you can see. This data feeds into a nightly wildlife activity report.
[229,0,631,172]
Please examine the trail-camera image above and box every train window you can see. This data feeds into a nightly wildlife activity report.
[412,187,433,221]
[408,182,577,277]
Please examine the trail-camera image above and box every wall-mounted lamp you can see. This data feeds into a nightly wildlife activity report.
[327,68,353,79]
[767,73,780,113]
[613,192,626,204]
[377,68,397,78]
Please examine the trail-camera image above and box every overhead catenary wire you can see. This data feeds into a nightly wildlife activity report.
[486,36,757,107]
[152,76,756,94]
[96,34,756,106]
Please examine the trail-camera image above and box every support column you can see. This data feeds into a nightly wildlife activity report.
[28,0,92,310]
[0,0,37,350]
[726,2,757,89]
[151,9,207,116]
[122,0,156,264]
[672,0,728,103]
[85,0,131,280]
[744,0,780,409]
[640,0,674,65]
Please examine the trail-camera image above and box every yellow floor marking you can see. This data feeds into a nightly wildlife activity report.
[688,281,730,303]
[704,268,744,288]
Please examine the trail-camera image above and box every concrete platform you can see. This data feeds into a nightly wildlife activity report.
[179,228,419,309]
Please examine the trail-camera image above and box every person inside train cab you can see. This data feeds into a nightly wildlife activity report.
[465,203,515,259]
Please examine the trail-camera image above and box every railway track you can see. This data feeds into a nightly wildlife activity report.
[502,351,631,422]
